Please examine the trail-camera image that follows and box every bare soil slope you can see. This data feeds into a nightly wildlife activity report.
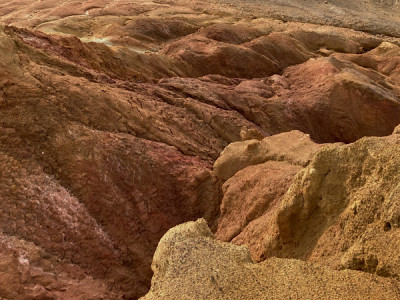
[0,0,399,299]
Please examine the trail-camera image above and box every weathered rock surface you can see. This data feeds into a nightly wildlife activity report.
[215,131,324,261]
[0,0,400,298]
[143,219,400,300]
[216,160,301,259]
[215,130,400,280]
[0,232,116,299]
[270,132,400,278]
[0,123,221,298]
[214,130,323,181]
[275,56,400,143]
[219,0,400,38]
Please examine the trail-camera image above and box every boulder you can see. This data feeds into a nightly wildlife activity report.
[142,219,400,299]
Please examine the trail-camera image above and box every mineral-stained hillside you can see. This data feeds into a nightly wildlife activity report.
[0,0,400,299]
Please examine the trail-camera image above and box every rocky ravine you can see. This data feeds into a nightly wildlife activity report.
[0,0,400,299]
[145,126,400,299]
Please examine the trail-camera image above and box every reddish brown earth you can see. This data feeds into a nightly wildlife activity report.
[0,0,400,299]
[214,130,325,261]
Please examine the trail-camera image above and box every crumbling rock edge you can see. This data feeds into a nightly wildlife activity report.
[142,218,400,299]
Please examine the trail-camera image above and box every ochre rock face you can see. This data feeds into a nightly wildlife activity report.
[0,0,400,298]
[142,219,400,300]
[216,160,301,260]
[271,133,400,278]
[0,23,229,298]
[214,130,400,279]
[214,130,324,261]
[213,130,323,181]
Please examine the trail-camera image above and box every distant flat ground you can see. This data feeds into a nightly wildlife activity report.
[1,0,400,37]
[216,0,400,37]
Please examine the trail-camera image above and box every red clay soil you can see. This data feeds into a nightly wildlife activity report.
[0,0,400,298]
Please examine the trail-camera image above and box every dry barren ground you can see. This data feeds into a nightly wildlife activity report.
[0,0,399,299]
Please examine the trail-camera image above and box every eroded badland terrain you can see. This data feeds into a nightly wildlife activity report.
[0,0,400,299]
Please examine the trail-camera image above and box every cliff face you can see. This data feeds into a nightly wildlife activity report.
[0,0,400,299]
[215,127,400,276]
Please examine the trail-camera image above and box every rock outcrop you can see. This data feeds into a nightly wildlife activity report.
[143,219,400,299]
[215,129,400,280]
[213,130,323,181]
[270,132,400,278]
[0,0,400,298]
[215,131,324,261]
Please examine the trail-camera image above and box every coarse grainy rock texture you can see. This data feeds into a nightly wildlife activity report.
[271,132,400,278]
[0,0,400,298]
[394,124,400,134]
[0,232,116,299]
[213,130,323,181]
[0,124,222,298]
[215,130,400,280]
[142,219,400,300]
[215,130,326,261]
[216,160,302,261]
